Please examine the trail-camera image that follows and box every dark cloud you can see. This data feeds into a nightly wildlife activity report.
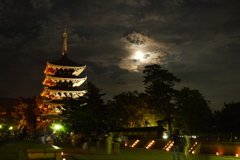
[30,0,53,10]
[84,61,129,79]
[114,81,128,85]
[0,0,239,110]
[167,62,186,70]
[108,65,129,79]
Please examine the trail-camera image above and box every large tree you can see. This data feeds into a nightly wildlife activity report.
[62,81,108,134]
[12,97,41,133]
[216,102,240,133]
[174,87,213,134]
[143,64,181,134]
[107,91,152,129]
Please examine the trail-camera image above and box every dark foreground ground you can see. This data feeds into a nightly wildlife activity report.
[0,138,239,160]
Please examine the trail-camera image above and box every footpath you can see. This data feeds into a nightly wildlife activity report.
[0,138,239,160]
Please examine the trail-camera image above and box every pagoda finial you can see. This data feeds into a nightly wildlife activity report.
[62,28,67,55]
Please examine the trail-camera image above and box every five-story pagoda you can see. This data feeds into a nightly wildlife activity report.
[40,29,87,119]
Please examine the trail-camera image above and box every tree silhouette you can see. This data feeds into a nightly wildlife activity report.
[143,64,180,135]
[107,91,152,129]
[174,87,213,134]
[12,97,41,133]
[217,102,240,133]
[62,81,107,134]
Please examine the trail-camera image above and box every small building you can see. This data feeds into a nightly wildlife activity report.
[113,126,166,139]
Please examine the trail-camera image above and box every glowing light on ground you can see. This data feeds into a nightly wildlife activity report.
[131,140,140,147]
[52,145,61,149]
[189,141,198,153]
[163,141,174,151]
[145,140,155,149]
[163,133,168,139]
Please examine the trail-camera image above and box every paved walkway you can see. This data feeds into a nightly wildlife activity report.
[0,138,239,160]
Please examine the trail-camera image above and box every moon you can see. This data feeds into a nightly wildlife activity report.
[134,51,144,60]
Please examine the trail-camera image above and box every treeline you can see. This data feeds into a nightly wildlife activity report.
[0,97,43,133]
[0,64,239,137]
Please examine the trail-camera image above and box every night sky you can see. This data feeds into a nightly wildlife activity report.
[0,0,239,110]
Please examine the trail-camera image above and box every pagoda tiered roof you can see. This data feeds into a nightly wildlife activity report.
[41,87,87,99]
[42,75,87,87]
[50,55,85,67]
[44,62,86,76]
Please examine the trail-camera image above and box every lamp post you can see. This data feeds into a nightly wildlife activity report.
[52,124,63,142]
[8,126,13,137]
[54,124,62,131]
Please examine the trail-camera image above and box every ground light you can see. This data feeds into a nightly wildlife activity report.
[52,145,61,149]
[163,141,174,151]
[189,142,198,153]
[51,123,65,133]
[54,124,62,130]
[131,140,140,147]
[162,133,168,139]
[145,140,155,149]
[9,126,13,130]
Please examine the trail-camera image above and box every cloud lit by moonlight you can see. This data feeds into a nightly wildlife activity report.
[120,31,166,72]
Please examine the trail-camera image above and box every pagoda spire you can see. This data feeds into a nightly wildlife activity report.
[62,28,67,55]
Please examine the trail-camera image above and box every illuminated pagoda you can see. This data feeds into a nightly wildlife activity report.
[40,29,87,119]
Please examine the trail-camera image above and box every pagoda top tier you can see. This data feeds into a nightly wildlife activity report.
[48,29,84,67]
[62,28,67,56]
[49,55,84,67]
